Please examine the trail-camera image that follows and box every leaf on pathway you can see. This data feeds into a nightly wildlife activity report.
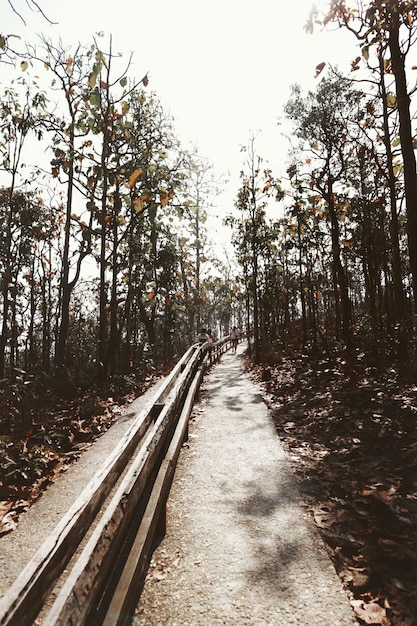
[313,505,336,529]
[351,599,389,625]
[0,509,18,536]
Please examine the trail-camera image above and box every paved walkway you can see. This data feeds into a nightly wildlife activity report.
[134,345,357,625]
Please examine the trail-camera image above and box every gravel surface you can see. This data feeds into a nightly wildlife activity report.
[134,346,358,626]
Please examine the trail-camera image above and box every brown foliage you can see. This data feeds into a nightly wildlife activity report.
[0,374,157,537]
[252,353,417,625]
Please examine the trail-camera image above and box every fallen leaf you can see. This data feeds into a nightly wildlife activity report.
[0,511,18,536]
[351,599,389,625]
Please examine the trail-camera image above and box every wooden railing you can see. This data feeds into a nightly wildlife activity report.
[0,337,230,626]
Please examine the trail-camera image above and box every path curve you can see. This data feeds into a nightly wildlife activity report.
[135,345,357,626]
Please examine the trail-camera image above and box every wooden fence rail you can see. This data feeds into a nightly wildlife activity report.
[0,336,231,626]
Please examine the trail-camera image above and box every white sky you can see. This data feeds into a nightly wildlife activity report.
[2,0,358,252]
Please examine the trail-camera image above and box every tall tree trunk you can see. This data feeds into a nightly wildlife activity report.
[55,127,75,373]
[97,91,113,384]
[179,255,194,344]
[389,12,417,306]
[326,181,352,348]
[251,239,260,362]
[97,175,109,384]
[0,207,12,378]
[107,190,121,375]
[378,47,406,321]
[297,216,308,346]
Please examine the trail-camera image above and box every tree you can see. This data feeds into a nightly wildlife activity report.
[0,30,222,389]
[120,87,184,367]
[31,38,98,377]
[323,0,417,305]
[285,75,364,349]
[1,1,55,63]
[0,81,47,377]
[228,135,283,361]
[177,152,220,338]
[32,36,149,382]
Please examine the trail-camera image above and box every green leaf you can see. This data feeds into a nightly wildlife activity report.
[95,50,107,67]
[88,61,102,88]
[88,72,97,88]
[90,89,100,107]
[362,45,369,61]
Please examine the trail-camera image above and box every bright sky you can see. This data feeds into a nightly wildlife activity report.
[2,0,358,251]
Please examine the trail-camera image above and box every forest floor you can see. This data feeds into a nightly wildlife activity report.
[0,373,159,535]
[1,352,417,625]
[250,352,417,626]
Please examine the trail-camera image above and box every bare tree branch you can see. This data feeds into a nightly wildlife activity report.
[6,0,57,26]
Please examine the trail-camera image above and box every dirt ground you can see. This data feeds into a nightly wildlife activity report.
[252,352,417,626]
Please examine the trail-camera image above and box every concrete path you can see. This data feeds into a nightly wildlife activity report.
[134,345,357,625]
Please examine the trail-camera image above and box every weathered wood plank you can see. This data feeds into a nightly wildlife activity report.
[41,359,202,625]
[101,367,204,626]
[0,347,197,626]
[42,405,176,625]
[0,414,150,626]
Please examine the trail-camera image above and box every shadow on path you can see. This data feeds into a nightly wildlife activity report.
[135,345,357,625]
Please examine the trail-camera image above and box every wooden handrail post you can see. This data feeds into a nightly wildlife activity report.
[0,341,224,626]
[151,403,164,423]
[154,500,167,545]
